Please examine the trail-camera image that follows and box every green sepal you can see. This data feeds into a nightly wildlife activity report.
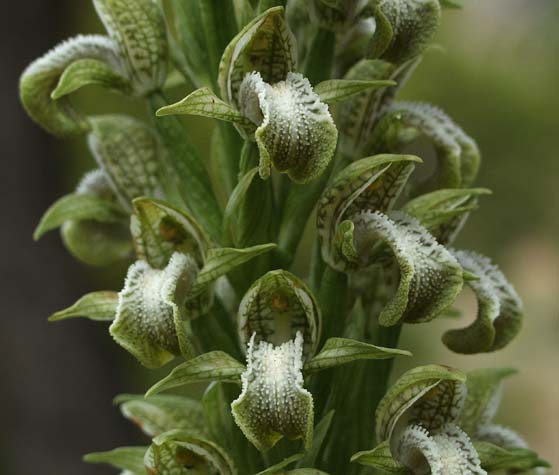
[404,188,491,245]
[191,244,277,297]
[156,87,253,129]
[88,115,166,208]
[255,453,304,475]
[350,212,464,325]
[474,441,550,472]
[51,58,130,99]
[314,79,397,104]
[19,35,121,137]
[443,250,523,353]
[110,253,198,368]
[304,338,411,375]
[218,6,296,108]
[147,430,237,475]
[115,393,207,438]
[48,291,118,322]
[93,0,168,96]
[369,0,441,64]
[131,198,210,270]
[317,154,421,271]
[84,446,148,474]
[351,440,408,474]
[375,364,466,445]
[34,193,127,240]
[146,351,246,396]
[371,102,481,192]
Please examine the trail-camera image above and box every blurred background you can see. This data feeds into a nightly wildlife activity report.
[1,0,557,473]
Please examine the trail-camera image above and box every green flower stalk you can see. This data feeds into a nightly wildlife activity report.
[20,1,549,474]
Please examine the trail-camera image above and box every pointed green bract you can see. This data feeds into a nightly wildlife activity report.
[19,35,121,136]
[232,334,314,452]
[218,6,297,108]
[48,291,118,322]
[147,351,246,396]
[84,446,148,474]
[93,0,168,95]
[304,338,411,374]
[238,270,321,360]
[314,79,397,104]
[110,253,198,368]
[116,393,207,438]
[351,440,407,473]
[255,453,304,475]
[348,212,463,325]
[51,58,130,99]
[474,441,550,472]
[317,154,420,271]
[443,250,523,353]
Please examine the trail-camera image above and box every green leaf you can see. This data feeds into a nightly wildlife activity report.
[218,6,297,108]
[440,0,462,9]
[351,441,408,474]
[131,198,210,270]
[375,364,466,444]
[110,253,198,368]
[314,79,396,104]
[93,0,168,95]
[304,338,411,374]
[84,446,148,474]
[474,441,550,471]
[34,193,126,240]
[241,72,338,183]
[48,291,118,322]
[317,154,420,272]
[51,58,130,99]
[370,102,481,191]
[147,351,246,396]
[191,244,277,296]
[156,87,250,125]
[404,188,491,245]
[443,250,523,353]
[297,410,335,468]
[348,212,464,325]
[281,470,331,475]
[88,115,166,208]
[19,35,121,137]
[115,393,207,437]
[255,453,304,475]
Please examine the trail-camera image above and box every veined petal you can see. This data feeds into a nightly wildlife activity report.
[371,102,481,192]
[239,71,337,183]
[110,252,198,368]
[231,334,314,451]
[238,270,321,360]
[19,34,123,137]
[443,251,523,354]
[348,211,463,325]
[218,6,297,109]
[317,154,420,271]
[93,0,168,95]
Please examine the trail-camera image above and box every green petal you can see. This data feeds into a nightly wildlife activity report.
[317,154,420,271]
[443,251,523,354]
[304,337,411,374]
[218,6,297,108]
[110,253,198,368]
[19,35,122,137]
[115,393,207,438]
[371,102,481,192]
[232,334,314,451]
[88,115,166,208]
[84,446,148,474]
[93,0,168,95]
[238,270,321,360]
[404,188,491,245]
[48,291,118,322]
[147,351,246,396]
[349,212,464,325]
[239,72,337,183]
[375,364,466,446]
[370,0,441,63]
